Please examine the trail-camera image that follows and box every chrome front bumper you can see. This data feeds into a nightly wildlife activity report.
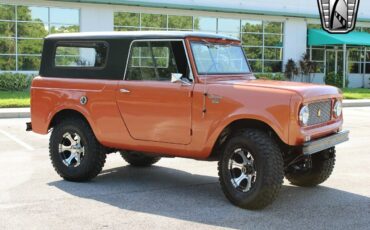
[303,130,349,155]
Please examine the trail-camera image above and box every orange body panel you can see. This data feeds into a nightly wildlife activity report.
[31,36,343,159]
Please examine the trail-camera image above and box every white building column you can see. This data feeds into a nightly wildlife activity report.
[80,6,114,32]
[283,18,308,67]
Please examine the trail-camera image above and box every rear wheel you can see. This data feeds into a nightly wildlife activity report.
[285,148,336,187]
[218,129,284,210]
[49,118,106,182]
[120,151,161,167]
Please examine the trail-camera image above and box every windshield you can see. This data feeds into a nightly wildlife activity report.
[190,42,250,75]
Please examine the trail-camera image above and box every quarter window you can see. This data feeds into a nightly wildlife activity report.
[54,43,108,68]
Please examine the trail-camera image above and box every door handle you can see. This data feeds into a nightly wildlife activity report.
[120,88,130,93]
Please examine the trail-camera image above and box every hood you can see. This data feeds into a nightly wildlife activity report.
[211,79,342,99]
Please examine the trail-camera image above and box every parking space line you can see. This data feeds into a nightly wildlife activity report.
[0,129,35,151]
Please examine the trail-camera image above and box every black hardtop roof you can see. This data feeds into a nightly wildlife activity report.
[45,31,240,41]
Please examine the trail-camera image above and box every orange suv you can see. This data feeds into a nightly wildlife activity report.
[28,31,349,209]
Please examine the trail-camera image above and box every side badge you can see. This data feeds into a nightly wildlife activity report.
[80,96,88,105]
[208,94,223,104]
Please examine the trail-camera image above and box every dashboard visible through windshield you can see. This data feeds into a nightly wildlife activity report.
[190,42,250,75]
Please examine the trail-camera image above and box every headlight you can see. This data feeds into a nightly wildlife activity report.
[299,105,310,126]
[334,100,342,117]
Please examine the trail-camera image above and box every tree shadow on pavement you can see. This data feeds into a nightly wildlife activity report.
[49,165,370,229]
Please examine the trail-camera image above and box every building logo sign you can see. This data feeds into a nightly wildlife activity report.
[318,0,360,34]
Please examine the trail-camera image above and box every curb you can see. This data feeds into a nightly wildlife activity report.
[1,100,369,119]
[0,108,30,119]
[342,100,370,108]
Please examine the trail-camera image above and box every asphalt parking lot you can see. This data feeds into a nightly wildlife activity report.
[0,107,369,230]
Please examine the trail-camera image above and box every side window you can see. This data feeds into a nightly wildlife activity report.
[54,42,108,68]
[126,40,190,81]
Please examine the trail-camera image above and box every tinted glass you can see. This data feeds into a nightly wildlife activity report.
[194,17,217,32]
[141,13,166,29]
[241,20,262,33]
[126,41,180,81]
[0,4,15,20]
[55,44,107,68]
[0,38,15,54]
[17,6,48,22]
[168,15,193,30]
[218,18,240,32]
[114,12,140,27]
[50,8,79,24]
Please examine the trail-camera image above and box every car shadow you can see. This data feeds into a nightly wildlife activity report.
[48,165,370,229]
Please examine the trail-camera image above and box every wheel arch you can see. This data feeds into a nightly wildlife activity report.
[207,118,287,160]
[48,109,92,130]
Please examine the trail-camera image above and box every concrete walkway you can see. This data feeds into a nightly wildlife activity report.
[0,100,369,119]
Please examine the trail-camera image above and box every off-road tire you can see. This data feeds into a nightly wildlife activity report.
[49,118,106,182]
[120,151,161,167]
[218,129,284,210]
[285,148,336,187]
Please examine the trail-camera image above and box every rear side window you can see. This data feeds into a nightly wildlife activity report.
[54,42,108,68]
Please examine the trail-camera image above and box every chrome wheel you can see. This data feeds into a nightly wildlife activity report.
[228,148,257,192]
[58,132,85,167]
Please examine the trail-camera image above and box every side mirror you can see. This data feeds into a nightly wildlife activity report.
[171,73,191,85]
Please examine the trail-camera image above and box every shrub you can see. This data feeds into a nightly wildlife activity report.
[254,73,286,81]
[324,72,348,88]
[0,72,33,91]
[284,59,298,80]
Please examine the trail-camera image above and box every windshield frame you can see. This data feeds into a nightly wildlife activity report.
[189,41,251,76]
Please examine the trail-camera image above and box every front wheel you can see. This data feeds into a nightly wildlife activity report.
[218,129,284,210]
[49,118,106,182]
[285,148,336,187]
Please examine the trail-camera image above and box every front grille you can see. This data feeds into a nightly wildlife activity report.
[307,100,332,126]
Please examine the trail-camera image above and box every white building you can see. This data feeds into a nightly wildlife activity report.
[1,0,370,88]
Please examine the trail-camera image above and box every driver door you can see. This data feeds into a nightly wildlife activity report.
[116,40,193,145]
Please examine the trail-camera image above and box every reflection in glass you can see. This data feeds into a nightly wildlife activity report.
[243,47,263,59]
[0,55,16,70]
[114,12,140,27]
[50,8,79,24]
[50,24,79,34]
[311,48,325,61]
[191,42,250,74]
[194,17,216,32]
[0,4,15,20]
[17,39,43,54]
[241,33,263,46]
[17,21,48,38]
[0,38,15,54]
[114,27,138,31]
[349,62,362,74]
[18,55,41,70]
[218,18,240,33]
[264,48,283,60]
[264,22,283,34]
[17,6,48,22]
[241,20,262,33]
[0,21,15,37]
[0,4,80,71]
[248,60,262,72]
[55,46,107,68]
[168,15,192,30]
[264,34,283,47]
[141,13,166,28]
[264,61,282,72]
